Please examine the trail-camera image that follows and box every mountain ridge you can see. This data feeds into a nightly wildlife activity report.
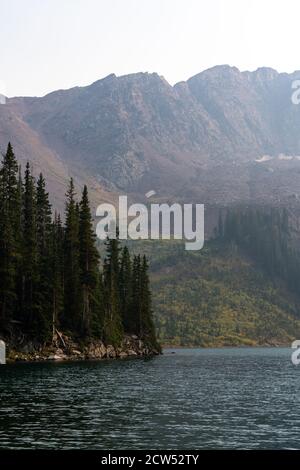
[2,65,300,213]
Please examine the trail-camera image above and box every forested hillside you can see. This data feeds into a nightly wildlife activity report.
[135,208,300,346]
[1,143,299,350]
[0,143,159,355]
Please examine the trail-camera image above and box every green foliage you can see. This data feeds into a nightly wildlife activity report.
[119,246,132,332]
[139,255,160,350]
[63,178,81,334]
[0,143,21,331]
[103,236,124,346]
[221,207,291,281]
[78,185,100,336]
[49,212,64,339]
[22,161,39,335]
[0,144,159,350]
[35,173,53,341]
[136,214,300,346]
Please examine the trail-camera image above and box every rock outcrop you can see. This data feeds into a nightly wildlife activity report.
[6,332,160,362]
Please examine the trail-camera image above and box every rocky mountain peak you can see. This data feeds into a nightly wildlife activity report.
[2,66,300,210]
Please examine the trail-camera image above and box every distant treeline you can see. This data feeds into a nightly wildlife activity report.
[0,143,158,348]
[217,207,300,293]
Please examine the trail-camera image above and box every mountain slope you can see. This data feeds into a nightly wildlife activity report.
[0,100,117,214]
[139,240,300,346]
[2,66,300,209]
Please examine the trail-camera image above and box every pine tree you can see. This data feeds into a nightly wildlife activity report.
[119,246,132,332]
[78,185,100,336]
[49,212,64,340]
[103,235,123,345]
[22,162,39,336]
[14,166,24,324]
[90,270,105,339]
[131,254,141,335]
[63,178,81,334]
[140,255,157,347]
[129,254,160,350]
[36,174,52,256]
[35,173,53,341]
[0,144,160,352]
[0,143,20,331]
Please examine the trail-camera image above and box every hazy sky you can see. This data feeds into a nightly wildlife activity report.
[1,0,300,97]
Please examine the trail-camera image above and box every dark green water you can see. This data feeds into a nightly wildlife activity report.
[0,348,299,449]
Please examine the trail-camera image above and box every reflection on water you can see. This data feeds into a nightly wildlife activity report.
[0,348,299,449]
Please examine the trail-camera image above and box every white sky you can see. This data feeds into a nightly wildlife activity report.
[1,0,300,97]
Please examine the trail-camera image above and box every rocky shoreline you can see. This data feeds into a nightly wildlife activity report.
[6,332,161,363]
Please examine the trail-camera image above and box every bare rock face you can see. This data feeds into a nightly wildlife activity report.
[84,342,107,359]
[105,345,117,359]
[2,66,300,210]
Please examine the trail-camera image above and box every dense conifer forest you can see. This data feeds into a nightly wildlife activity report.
[0,143,159,351]
[1,142,299,350]
[143,207,300,346]
[218,207,300,292]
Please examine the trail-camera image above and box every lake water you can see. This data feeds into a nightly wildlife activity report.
[0,348,299,449]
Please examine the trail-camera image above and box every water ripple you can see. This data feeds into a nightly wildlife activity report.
[0,348,300,449]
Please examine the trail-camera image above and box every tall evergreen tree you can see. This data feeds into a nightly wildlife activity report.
[49,212,64,340]
[35,173,53,340]
[0,143,20,331]
[119,246,132,332]
[36,174,52,255]
[22,162,38,336]
[129,254,159,350]
[0,144,160,352]
[140,255,157,347]
[78,185,100,336]
[63,178,81,333]
[103,234,123,345]
[131,254,141,335]
[90,270,105,339]
[15,165,24,323]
